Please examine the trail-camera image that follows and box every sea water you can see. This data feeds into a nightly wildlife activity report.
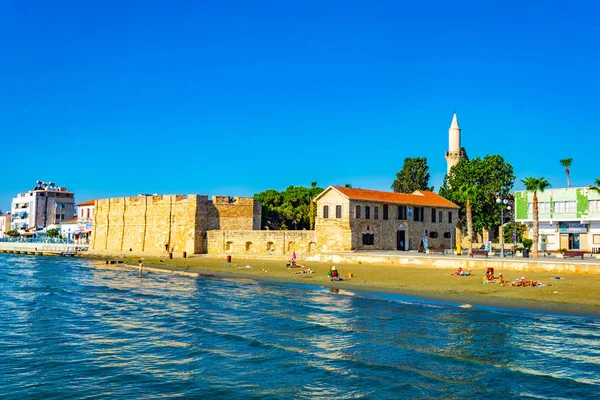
[0,254,599,399]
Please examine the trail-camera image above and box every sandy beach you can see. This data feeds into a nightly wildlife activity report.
[81,252,600,316]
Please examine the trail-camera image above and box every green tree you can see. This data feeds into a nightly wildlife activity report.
[392,157,434,193]
[439,155,515,237]
[456,184,477,257]
[502,222,528,245]
[47,228,60,238]
[6,229,20,238]
[254,184,324,230]
[589,178,600,194]
[522,177,551,259]
[560,158,573,188]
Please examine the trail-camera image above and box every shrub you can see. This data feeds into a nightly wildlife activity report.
[560,248,567,254]
[6,229,20,238]
[522,238,533,250]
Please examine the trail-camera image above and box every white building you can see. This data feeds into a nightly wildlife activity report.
[60,199,94,244]
[515,187,600,253]
[11,181,75,232]
[0,212,10,238]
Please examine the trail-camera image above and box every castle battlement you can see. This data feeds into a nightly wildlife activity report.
[211,196,256,205]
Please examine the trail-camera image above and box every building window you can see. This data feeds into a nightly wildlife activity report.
[362,233,374,245]
[589,200,600,213]
[397,205,407,220]
[448,211,453,224]
[443,232,452,239]
[365,206,371,219]
[356,206,361,219]
[553,201,576,213]
[429,232,438,238]
[323,205,329,218]
[383,204,389,220]
[374,207,379,220]
[528,202,533,215]
[538,202,550,213]
[414,207,424,222]
[594,234,600,244]
[335,205,342,218]
[431,208,437,223]
[439,210,443,223]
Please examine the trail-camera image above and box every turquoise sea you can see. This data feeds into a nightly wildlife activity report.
[1,254,599,399]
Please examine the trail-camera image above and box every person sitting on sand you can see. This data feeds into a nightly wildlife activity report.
[496,273,505,284]
[483,270,495,284]
[287,258,297,268]
[329,266,342,281]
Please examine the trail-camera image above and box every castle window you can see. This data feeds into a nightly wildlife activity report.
[356,206,361,219]
[383,205,389,220]
[362,233,374,245]
[374,207,379,220]
[365,206,371,219]
[323,205,329,218]
[439,210,443,223]
[448,211,453,224]
[245,242,253,251]
[443,232,452,239]
[414,207,420,222]
[336,205,342,218]
[431,208,437,223]
[429,231,438,238]
[225,241,233,251]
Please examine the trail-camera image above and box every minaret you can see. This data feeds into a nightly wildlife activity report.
[445,113,465,174]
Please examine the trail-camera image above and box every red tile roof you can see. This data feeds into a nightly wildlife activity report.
[329,186,459,208]
[77,200,95,206]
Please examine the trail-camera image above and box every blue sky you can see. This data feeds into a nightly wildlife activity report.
[1,0,598,210]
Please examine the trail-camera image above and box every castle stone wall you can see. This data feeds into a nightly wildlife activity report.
[206,230,317,256]
[207,196,261,230]
[91,195,207,255]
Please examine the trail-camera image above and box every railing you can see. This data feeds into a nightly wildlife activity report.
[0,238,70,244]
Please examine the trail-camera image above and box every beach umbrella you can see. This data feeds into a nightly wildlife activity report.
[292,251,297,259]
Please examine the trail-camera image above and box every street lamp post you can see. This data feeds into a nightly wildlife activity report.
[496,197,514,257]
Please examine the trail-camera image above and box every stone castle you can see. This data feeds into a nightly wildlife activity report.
[91,194,263,255]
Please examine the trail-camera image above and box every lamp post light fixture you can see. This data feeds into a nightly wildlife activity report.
[496,197,515,257]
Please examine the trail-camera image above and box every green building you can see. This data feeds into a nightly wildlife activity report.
[515,187,600,253]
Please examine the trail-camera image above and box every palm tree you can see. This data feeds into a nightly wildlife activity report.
[560,158,573,188]
[522,177,551,258]
[457,184,478,257]
[589,178,600,194]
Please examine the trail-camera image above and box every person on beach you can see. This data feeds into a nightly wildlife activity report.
[139,260,144,276]
[482,270,495,284]
[496,273,505,284]
[329,266,342,281]
[452,267,471,276]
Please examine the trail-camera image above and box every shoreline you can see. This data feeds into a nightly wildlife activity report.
[80,253,600,317]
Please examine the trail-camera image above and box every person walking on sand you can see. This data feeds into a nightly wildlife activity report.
[139,260,144,276]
